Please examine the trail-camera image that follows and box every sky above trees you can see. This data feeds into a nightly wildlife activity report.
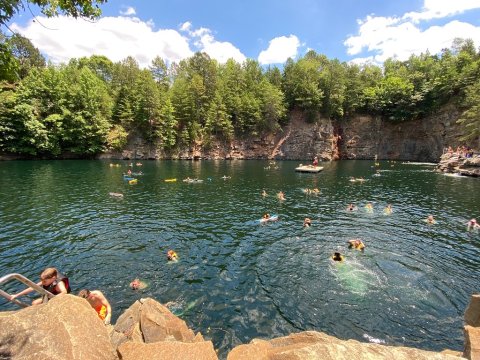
[6,0,480,68]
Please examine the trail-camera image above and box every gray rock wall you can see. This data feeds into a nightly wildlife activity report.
[103,106,474,163]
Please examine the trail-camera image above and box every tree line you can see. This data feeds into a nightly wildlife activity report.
[1,34,479,156]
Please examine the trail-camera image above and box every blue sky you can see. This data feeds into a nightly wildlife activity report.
[8,0,480,67]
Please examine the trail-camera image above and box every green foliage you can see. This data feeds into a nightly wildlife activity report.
[0,0,107,27]
[0,40,19,82]
[106,124,128,150]
[7,33,45,79]
[457,80,480,142]
[1,37,480,157]
[156,98,177,148]
[282,55,324,119]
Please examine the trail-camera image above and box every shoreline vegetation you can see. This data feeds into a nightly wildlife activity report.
[1,37,479,161]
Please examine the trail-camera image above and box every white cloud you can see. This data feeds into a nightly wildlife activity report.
[179,21,191,32]
[10,15,247,67]
[181,24,246,64]
[345,0,480,63]
[194,31,246,64]
[11,16,195,68]
[405,0,480,22]
[120,6,136,16]
[258,35,300,65]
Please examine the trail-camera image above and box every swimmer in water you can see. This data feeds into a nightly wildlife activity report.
[130,278,147,290]
[277,191,285,201]
[346,203,358,212]
[467,218,480,231]
[303,217,312,227]
[425,215,436,224]
[384,204,392,215]
[262,190,268,197]
[365,203,374,212]
[348,239,365,251]
[332,252,344,262]
[167,250,178,261]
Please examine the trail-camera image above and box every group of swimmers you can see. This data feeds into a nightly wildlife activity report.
[332,239,366,262]
[9,267,112,325]
[346,203,392,215]
[10,250,182,323]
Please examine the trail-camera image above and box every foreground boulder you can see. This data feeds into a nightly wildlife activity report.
[111,297,217,360]
[227,331,462,360]
[0,294,116,360]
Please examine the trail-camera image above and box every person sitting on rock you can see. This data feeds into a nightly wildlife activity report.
[78,289,112,325]
[10,267,71,305]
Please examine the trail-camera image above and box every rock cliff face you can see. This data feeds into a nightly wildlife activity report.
[100,106,476,163]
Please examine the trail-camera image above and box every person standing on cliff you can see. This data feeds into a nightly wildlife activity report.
[78,289,112,325]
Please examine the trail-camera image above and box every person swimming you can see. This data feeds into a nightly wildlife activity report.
[348,239,365,251]
[167,250,178,261]
[303,218,312,227]
[130,278,147,290]
[425,215,436,224]
[262,190,268,197]
[384,204,392,215]
[346,203,357,212]
[365,203,374,212]
[467,218,480,231]
[332,252,344,262]
[277,191,285,201]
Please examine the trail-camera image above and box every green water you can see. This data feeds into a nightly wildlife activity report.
[1,160,479,357]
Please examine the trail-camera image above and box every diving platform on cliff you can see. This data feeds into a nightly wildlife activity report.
[295,165,324,173]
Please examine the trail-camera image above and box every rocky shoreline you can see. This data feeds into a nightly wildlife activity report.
[1,294,480,359]
[437,153,480,177]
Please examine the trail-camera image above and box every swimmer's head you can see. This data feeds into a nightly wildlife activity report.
[130,279,140,290]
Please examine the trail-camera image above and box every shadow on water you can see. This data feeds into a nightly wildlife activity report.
[0,160,479,358]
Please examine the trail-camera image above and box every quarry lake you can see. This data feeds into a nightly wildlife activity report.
[1,159,479,357]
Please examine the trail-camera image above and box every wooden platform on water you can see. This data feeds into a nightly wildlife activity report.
[295,165,324,173]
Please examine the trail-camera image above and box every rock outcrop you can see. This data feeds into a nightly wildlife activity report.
[0,294,117,360]
[437,153,480,177]
[111,298,217,360]
[3,294,480,359]
[227,331,462,360]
